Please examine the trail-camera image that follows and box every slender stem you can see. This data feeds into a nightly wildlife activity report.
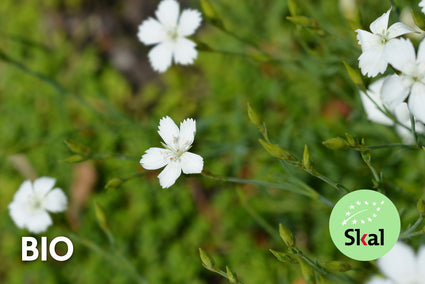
[69,233,149,284]
[400,216,424,239]
[361,152,381,187]
[303,167,349,194]
[410,113,420,146]
[201,171,334,208]
[361,143,419,150]
[237,189,280,242]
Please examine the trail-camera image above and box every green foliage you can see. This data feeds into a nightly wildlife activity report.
[1,0,425,283]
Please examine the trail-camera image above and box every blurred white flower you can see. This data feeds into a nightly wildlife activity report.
[420,0,425,15]
[9,177,68,234]
[365,242,425,284]
[137,0,202,73]
[382,38,425,123]
[140,116,203,188]
[356,8,415,77]
[360,77,425,143]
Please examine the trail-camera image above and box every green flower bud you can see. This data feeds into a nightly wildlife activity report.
[199,248,215,270]
[322,137,349,150]
[259,139,296,161]
[226,266,237,283]
[104,178,123,190]
[94,201,108,232]
[64,139,91,155]
[269,249,298,264]
[63,155,87,163]
[324,261,352,272]
[303,144,313,170]
[417,199,425,217]
[200,0,225,29]
[343,61,364,88]
[279,224,296,248]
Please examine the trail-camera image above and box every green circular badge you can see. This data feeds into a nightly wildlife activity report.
[329,190,400,261]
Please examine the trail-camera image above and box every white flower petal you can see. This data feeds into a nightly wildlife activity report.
[137,18,166,45]
[12,180,32,203]
[420,0,425,14]
[370,8,391,35]
[178,118,196,148]
[384,38,416,73]
[158,116,180,147]
[393,102,411,124]
[387,22,416,39]
[158,162,181,188]
[173,38,197,65]
[180,152,203,174]
[417,37,425,62]
[25,211,53,234]
[381,75,410,109]
[364,276,393,284]
[33,177,56,196]
[148,43,173,73]
[155,0,180,29]
[358,48,387,77]
[178,9,202,37]
[140,147,171,170]
[43,188,68,213]
[360,78,393,125]
[378,242,417,283]
[356,30,381,51]
[408,83,425,123]
[8,202,27,228]
[417,245,425,279]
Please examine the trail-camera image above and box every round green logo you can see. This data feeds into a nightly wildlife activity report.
[329,190,400,261]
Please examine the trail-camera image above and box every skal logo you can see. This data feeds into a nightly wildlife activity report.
[329,190,400,261]
[22,236,73,262]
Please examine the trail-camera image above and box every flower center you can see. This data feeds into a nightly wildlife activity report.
[28,195,44,212]
[167,28,179,42]
[380,31,390,44]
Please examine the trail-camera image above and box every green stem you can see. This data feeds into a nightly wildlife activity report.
[201,171,333,208]
[400,216,424,239]
[360,152,381,188]
[69,233,149,284]
[237,189,280,242]
[303,167,349,194]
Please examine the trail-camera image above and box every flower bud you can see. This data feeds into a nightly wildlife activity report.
[200,0,225,29]
[259,139,296,161]
[64,139,91,155]
[417,199,425,217]
[63,155,87,163]
[94,201,108,232]
[269,249,298,264]
[104,178,123,190]
[343,61,364,88]
[226,266,237,283]
[279,224,296,248]
[324,260,352,272]
[322,137,349,150]
[303,144,313,170]
[199,248,215,270]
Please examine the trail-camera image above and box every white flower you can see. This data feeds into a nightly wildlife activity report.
[137,0,202,73]
[420,0,425,15]
[8,177,68,234]
[382,38,425,123]
[356,8,415,77]
[360,77,425,143]
[140,116,203,188]
[365,242,425,284]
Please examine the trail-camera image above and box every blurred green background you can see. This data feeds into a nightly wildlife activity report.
[1,0,424,283]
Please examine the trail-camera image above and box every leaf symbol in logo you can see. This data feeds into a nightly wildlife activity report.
[341,200,383,226]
